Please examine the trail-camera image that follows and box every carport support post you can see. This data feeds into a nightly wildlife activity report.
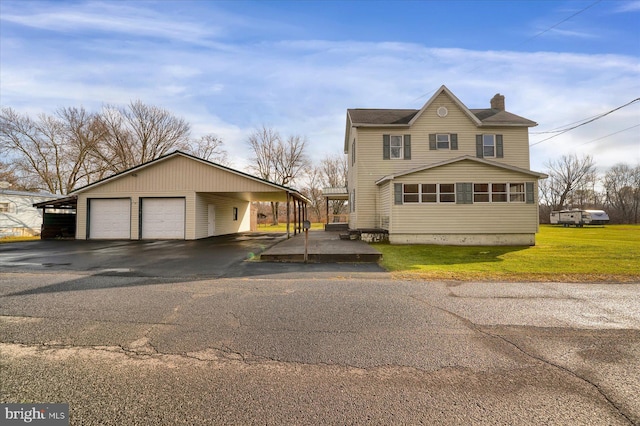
[326,197,329,225]
[286,192,291,239]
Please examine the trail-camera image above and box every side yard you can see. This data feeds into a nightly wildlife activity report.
[372,225,640,283]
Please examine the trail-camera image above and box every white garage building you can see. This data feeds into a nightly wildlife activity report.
[71,151,308,240]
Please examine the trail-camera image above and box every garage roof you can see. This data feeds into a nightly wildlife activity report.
[69,151,310,203]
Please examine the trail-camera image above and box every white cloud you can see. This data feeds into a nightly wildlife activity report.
[0,1,220,43]
[613,1,640,13]
[1,6,638,175]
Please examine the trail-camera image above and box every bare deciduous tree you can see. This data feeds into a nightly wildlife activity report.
[544,153,596,210]
[1,101,206,194]
[0,107,102,194]
[603,163,640,224]
[300,165,324,222]
[57,106,107,189]
[320,153,348,219]
[247,126,308,224]
[97,100,191,173]
[0,161,33,191]
[188,134,229,165]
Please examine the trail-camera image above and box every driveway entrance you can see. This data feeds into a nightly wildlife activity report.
[0,233,288,278]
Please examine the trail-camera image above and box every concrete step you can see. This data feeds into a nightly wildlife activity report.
[259,252,382,263]
[325,223,349,232]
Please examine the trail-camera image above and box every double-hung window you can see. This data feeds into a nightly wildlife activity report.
[390,135,403,159]
[436,134,450,150]
[483,134,495,157]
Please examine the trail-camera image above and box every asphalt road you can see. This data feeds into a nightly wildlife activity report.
[1,240,639,425]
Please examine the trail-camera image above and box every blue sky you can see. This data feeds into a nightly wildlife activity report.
[1,0,639,173]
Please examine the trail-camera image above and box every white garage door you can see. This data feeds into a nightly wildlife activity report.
[89,198,131,239]
[141,198,185,239]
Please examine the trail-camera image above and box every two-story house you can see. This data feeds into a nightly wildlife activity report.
[344,85,546,245]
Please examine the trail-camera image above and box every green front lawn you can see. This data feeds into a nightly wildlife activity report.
[0,236,40,244]
[371,225,640,282]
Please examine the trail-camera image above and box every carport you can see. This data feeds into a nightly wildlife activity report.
[69,151,309,240]
[33,195,77,239]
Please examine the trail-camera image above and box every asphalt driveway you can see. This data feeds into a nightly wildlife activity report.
[0,234,384,279]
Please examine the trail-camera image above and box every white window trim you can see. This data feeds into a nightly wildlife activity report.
[473,182,526,203]
[438,183,456,203]
[483,134,496,158]
[389,135,403,160]
[436,134,450,150]
[402,184,419,203]
[402,183,455,204]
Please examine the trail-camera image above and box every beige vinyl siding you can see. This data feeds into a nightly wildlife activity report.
[350,93,533,230]
[409,93,530,169]
[347,127,358,229]
[378,182,391,230]
[84,155,288,195]
[389,161,539,235]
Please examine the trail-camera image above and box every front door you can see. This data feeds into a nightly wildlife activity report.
[207,204,215,236]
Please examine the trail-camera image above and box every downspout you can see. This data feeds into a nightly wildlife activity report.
[389,178,394,237]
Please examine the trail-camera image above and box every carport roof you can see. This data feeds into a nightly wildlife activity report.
[33,195,77,209]
[69,151,310,203]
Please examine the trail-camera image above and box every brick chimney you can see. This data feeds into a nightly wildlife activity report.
[490,93,505,111]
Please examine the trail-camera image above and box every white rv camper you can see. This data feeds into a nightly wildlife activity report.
[550,209,609,227]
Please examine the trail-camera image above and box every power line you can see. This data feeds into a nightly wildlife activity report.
[516,0,602,48]
[577,124,640,146]
[412,1,603,104]
[531,97,640,135]
[531,111,607,134]
[529,98,640,147]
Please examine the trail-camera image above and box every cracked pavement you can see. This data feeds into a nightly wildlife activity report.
[1,269,639,425]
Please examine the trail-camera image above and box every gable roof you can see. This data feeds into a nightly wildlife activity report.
[347,109,419,126]
[345,85,537,151]
[69,151,310,202]
[375,155,548,185]
[409,85,483,127]
[348,86,536,128]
